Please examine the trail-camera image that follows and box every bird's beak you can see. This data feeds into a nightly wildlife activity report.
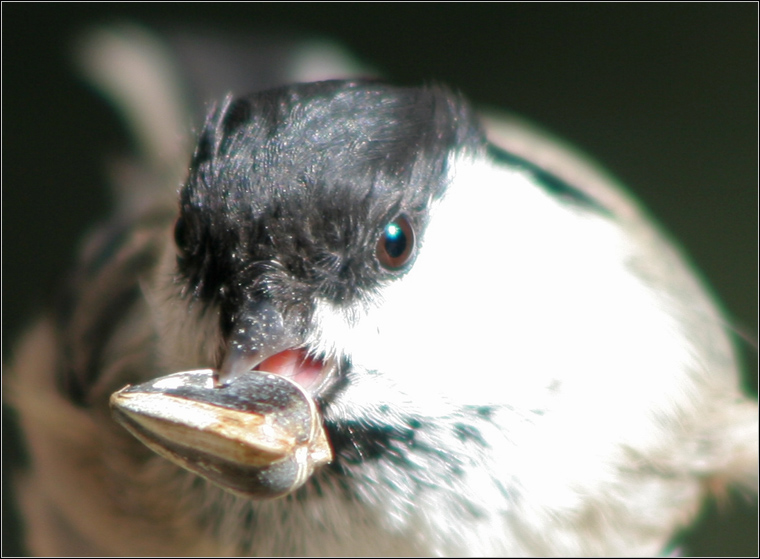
[217,298,301,385]
[217,299,333,392]
[109,299,334,499]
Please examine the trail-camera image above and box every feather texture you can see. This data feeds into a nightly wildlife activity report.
[6,24,757,556]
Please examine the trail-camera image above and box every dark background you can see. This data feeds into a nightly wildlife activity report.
[3,4,757,556]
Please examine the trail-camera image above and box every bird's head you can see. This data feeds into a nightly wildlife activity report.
[112,81,515,524]
[174,80,482,388]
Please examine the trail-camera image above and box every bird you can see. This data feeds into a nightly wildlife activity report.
[5,24,758,556]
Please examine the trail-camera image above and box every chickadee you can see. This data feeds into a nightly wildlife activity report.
[6,25,758,556]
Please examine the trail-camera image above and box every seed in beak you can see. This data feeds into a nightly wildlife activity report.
[110,368,332,499]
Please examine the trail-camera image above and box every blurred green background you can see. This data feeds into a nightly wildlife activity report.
[3,4,757,556]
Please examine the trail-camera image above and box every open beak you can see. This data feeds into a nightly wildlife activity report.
[110,299,334,499]
[216,299,332,392]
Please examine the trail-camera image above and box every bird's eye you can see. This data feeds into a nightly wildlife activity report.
[376,215,415,270]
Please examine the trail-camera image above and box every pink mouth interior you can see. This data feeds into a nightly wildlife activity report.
[254,348,326,390]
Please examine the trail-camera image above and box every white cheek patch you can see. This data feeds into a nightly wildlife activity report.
[311,153,694,431]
